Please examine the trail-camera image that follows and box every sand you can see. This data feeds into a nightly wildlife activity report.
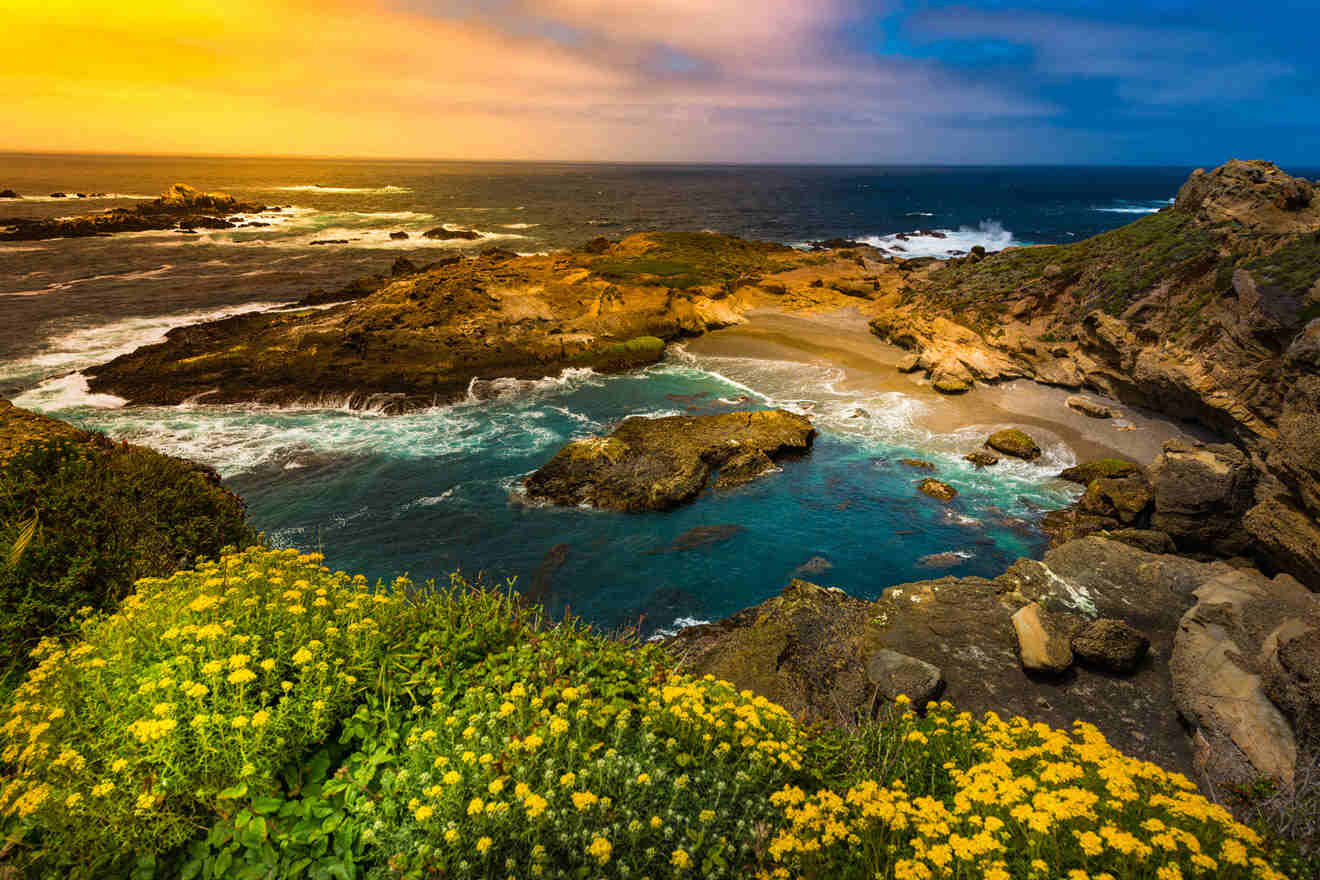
[683,307,1213,466]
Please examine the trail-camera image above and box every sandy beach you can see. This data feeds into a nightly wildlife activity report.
[685,307,1213,466]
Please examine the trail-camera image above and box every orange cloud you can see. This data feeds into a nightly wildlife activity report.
[0,0,1049,160]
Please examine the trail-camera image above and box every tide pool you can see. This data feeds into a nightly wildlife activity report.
[44,351,1075,636]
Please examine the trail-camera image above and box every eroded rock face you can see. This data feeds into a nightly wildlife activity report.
[1066,396,1118,419]
[1011,603,1075,673]
[672,537,1242,776]
[1171,567,1318,788]
[1071,619,1150,673]
[1242,498,1320,588]
[522,409,814,512]
[1149,439,1257,555]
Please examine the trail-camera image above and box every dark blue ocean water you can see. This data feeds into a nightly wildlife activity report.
[5,155,1292,632]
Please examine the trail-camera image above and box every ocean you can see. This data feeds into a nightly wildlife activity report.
[2,154,1280,635]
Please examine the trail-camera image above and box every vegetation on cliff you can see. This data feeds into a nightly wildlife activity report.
[0,404,254,685]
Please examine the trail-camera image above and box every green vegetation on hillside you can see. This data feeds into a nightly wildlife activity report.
[590,232,794,291]
[0,548,1300,880]
[0,437,254,684]
[1246,236,1320,322]
[913,209,1218,322]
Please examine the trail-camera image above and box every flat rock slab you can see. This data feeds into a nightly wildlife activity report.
[523,409,814,512]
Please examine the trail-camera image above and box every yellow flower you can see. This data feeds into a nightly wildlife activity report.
[572,791,599,811]
[525,793,548,818]
[476,836,493,855]
[671,848,691,870]
[414,805,434,822]
[588,836,612,864]
[251,710,270,727]
[228,668,256,685]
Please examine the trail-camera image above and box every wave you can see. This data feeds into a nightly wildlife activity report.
[7,193,155,203]
[2,300,288,392]
[905,211,935,217]
[647,616,712,640]
[501,223,539,229]
[859,220,1020,259]
[1,264,176,297]
[270,185,411,194]
[1093,198,1174,215]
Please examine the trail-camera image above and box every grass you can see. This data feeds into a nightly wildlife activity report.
[590,232,794,291]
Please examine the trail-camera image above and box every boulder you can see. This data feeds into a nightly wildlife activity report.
[389,231,409,240]
[1071,619,1150,673]
[986,428,1042,460]
[1105,529,1177,554]
[523,409,814,512]
[918,478,957,502]
[1011,603,1074,673]
[1067,396,1119,419]
[423,226,482,240]
[1060,458,1141,485]
[865,650,944,708]
[1171,566,1318,788]
[900,458,935,470]
[1077,473,1153,526]
[932,374,972,394]
[1242,498,1320,589]
[964,451,999,467]
[1149,439,1258,555]
[896,353,921,373]
[0,189,18,198]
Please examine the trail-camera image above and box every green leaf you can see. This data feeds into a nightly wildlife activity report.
[218,782,249,801]
[250,796,284,815]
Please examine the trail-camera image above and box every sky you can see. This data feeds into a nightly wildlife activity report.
[2,0,1317,164]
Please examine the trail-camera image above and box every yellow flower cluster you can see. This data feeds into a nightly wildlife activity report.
[765,701,1290,880]
[0,547,403,860]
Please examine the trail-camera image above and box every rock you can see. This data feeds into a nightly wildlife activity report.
[0,189,18,198]
[1242,498,1320,588]
[865,650,944,708]
[918,478,957,502]
[896,353,921,373]
[807,238,864,250]
[1066,395,1118,419]
[1060,458,1141,485]
[986,428,1042,461]
[582,236,612,254]
[1071,619,1150,673]
[1171,566,1318,787]
[526,543,569,604]
[389,231,409,240]
[964,451,999,468]
[917,551,971,569]
[0,184,266,241]
[1105,529,1177,554]
[422,226,481,240]
[1149,439,1257,555]
[1011,603,1074,673]
[523,409,814,512]
[49,192,67,198]
[932,375,971,394]
[309,239,350,246]
[1077,473,1153,526]
[390,256,417,276]
[792,556,833,578]
[900,458,935,470]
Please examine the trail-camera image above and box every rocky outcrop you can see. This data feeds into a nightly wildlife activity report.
[422,226,481,240]
[1243,497,1320,586]
[1066,395,1118,418]
[522,409,814,512]
[985,428,1041,460]
[917,478,957,501]
[86,232,901,410]
[1071,618,1150,673]
[0,189,18,199]
[864,161,1320,583]
[1171,565,1318,789]
[0,184,269,241]
[1148,439,1257,555]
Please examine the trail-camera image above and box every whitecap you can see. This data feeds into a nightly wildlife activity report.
[859,220,1021,259]
[500,223,539,229]
[270,185,411,194]
[647,616,712,640]
[11,373,127,410]
[8,193,155,203]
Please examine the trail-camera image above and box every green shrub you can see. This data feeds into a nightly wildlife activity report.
[0,547,413,875]
[0,437,254,681]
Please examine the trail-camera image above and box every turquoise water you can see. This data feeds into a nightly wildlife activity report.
[29,350,1072,636]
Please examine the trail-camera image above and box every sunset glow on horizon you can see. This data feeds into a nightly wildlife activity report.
[3,0,1317,164]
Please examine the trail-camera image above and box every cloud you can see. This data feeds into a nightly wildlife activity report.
[905,6,1293,106]
[0,0,1063,161]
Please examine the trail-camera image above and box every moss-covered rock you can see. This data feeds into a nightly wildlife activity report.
[1060,458,1141,485]
[985,428,1042,460]
[523,409,814,512]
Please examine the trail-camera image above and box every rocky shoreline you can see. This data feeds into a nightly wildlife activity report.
[0,184,274,241]
[36,161,1320,818]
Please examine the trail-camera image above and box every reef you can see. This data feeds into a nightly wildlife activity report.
[0,184,270,241]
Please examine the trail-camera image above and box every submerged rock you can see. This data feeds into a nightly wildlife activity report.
[523,409,814,512]
[648,524,747,553]
[986,428,1042,461]
[900,458,935,470]
[422,226,481,240]
[964,451,999,468]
